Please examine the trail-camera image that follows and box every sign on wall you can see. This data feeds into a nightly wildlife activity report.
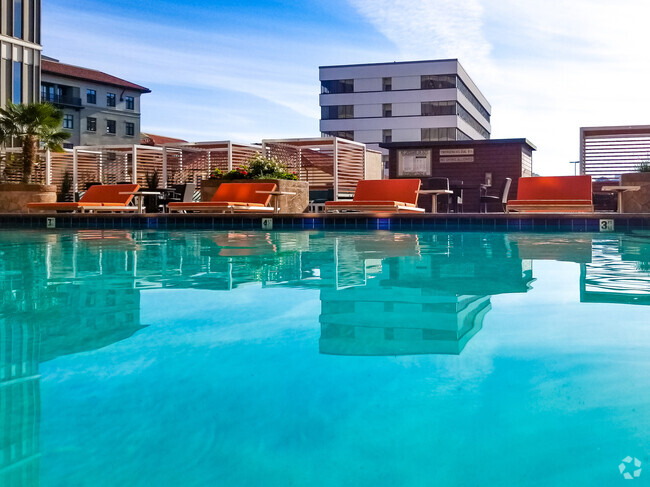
[440,148,475,163]
[397,149,432,176]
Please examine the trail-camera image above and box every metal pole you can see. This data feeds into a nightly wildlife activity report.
[45,149,51,185]
[333,138,339,201]
[132,145,138,183]
[72,147,78,195]
[162,146,168,186]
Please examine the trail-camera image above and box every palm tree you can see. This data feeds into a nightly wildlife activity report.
[0,101,70,183]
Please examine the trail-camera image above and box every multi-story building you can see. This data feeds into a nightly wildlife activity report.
[41,56,150,147]
[0,0,41,107]
[319,59,491,167]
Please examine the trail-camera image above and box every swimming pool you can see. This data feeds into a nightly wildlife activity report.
[1,229,649,486]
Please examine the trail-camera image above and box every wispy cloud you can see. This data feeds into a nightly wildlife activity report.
[347,0,650,174]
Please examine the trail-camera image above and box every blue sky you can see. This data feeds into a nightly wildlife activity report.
[43,0,650,175]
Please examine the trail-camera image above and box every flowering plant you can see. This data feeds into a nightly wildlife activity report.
[211,153,298,180]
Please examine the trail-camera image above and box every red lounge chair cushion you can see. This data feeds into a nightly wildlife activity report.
[211,182,277,206]
[351,179,421,205]
[79,184,141,205]
[325,200,415,207]
[507,199,593,206]
[515,176,592,201]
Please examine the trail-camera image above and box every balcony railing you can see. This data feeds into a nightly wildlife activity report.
[41,93,83,108]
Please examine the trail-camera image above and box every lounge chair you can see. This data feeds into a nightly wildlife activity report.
[27,184,140,213]
[506,175,594,213]
[325,179,424,213]
[168,182,277,213]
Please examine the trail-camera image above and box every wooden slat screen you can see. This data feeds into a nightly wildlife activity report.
[581,126,650,178]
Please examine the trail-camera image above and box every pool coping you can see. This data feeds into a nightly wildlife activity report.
[1,212,649,232]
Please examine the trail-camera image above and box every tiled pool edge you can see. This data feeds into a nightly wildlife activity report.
[1,213,649,232]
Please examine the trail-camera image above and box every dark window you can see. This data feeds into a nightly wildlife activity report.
[457,104,490,139]
[421,127,457,142]
[63,143,73,149]
[13,0,23,38]
[322,131,354,140]
[321,79,353,94]
[125,96,134,110]
[457,78,491,121]
[420,75,456,90]
[87,117,96,132]
[382,129,392,143]
[321,105,353,120]
[125,122,135,136]
[12,61,22,103]
[63,114,73,129]
[106,120,116,134]
[106,93,116,107]
[382,77,392,91]
[421,101,456,116]
[382,104,392,117]
[87,89,96,104]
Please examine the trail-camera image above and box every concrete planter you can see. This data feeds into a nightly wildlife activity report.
[201,179,309,213]
[620,173,650,213]
[0,183,57,213]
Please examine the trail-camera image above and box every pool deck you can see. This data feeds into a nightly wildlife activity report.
[2,212,649,232]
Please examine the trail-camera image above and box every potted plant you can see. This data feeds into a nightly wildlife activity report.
[202,153,308,212]
[0,101,70,213]
[620,161,650,213]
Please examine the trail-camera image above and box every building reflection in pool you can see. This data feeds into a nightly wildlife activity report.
[1,228,649,485]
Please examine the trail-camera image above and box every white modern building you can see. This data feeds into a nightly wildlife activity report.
[319,59,491,166]
[0,0,41,107]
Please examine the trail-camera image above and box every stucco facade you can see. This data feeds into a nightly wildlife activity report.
[41,57,150,147]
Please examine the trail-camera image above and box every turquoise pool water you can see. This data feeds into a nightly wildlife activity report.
[1,229,650,486]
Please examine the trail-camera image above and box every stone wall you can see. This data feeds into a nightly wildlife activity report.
[0,184,57,213]
[621,173,650,213]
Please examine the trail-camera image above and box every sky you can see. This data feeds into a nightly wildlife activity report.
[42,0,650,175]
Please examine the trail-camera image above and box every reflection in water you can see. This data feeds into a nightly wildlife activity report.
[580,232,650,305]
[0,229,649,485]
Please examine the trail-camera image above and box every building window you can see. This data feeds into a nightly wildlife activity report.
[421,127,457,142]
[125,96,134,110]
[63,114,73,129]
[63,143,73,149]
[87,89,96,104]
[106,120,116,134]
[12,61,22,103]
[421,101,456,116]
[125,122,135,136]
[421,74,456,90]
[382,129,392,143]
[321,79,353,94]
[106,93,116,107]
[321,105,353,120]
[87,117,96,132]
[457,78,491,121]
[382,77,392,91]
[457,104,490,139]
[13,0,23,38]
[322,131,354,140]
[382,104,392,117]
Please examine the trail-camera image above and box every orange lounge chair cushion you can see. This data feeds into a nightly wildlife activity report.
[351,179,421,205]
[211,182,277,206]
[507,199,593,206]
[514,176,592,201]
[78,183,141,205]
[168,201,267,208]
[325,200,416,208]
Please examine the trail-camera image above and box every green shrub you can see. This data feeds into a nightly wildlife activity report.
[209,153,297,180]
